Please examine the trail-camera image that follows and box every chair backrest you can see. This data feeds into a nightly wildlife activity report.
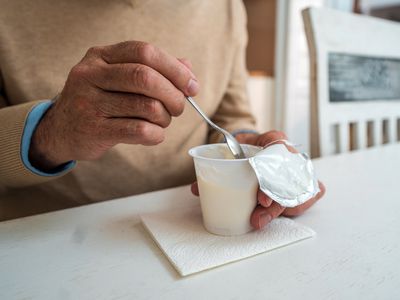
[302,7,400,158]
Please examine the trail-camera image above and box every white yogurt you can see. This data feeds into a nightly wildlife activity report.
[189,144,261,236]
[197,176,258,236]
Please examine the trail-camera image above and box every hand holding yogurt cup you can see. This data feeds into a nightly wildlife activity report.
[190,130,326,235]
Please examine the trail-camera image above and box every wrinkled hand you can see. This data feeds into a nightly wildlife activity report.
[30,41,199,171]
[191,130,326,230]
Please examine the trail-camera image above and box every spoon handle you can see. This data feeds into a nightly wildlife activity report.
[186,96,224,133]
[186,96,246,159]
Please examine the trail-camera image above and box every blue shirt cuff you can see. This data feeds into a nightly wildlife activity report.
[21,101,76,176]
[231,129,259,137]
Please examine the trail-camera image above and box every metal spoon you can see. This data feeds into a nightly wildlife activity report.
[186,96,246,159]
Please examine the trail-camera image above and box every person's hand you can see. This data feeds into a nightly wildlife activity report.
[191,130,326,230]
[30,41,199,171]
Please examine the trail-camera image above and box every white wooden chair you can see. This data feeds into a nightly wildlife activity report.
[302,7,400,158]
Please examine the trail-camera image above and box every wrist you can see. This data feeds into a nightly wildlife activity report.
[29,105,70,171]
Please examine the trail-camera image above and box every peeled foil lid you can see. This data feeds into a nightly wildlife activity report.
[248,143,320,208]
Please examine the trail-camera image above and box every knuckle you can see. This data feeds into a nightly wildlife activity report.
[149,101,171,128]
[86,46,102,57]
[69,64,91,80]
[132,121,165,145]
[145,99,169,127]
[144,99,158,115]
[135,42,156,63]
[132,121,151,139]
[132,65,153,89]
[170,95,185,116]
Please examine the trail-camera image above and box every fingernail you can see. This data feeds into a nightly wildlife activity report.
[258,214,272,229]
[187,78,199,95]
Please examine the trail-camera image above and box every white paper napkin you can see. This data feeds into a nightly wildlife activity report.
[141,205,315,276]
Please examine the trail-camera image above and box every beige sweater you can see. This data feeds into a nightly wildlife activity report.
[0,0,256,220]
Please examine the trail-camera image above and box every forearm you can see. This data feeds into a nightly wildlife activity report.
[0,101,75,187]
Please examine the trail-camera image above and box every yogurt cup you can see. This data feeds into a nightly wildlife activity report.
[189,143,262,236]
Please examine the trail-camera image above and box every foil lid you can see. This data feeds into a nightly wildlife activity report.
[248,142,320,208]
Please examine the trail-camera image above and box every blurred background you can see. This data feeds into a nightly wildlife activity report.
[244,0,400,153]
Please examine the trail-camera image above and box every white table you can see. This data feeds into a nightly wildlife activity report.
[1,144,399,300]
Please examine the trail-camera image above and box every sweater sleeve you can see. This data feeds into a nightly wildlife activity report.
[207,0,258,144]
[0,95,75,187]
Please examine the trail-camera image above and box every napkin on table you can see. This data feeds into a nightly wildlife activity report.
[141,205,315,276]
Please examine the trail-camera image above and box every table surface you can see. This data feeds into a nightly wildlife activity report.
[1,144,399,300]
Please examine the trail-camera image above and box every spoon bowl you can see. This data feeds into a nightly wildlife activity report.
[186,96,246,159]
